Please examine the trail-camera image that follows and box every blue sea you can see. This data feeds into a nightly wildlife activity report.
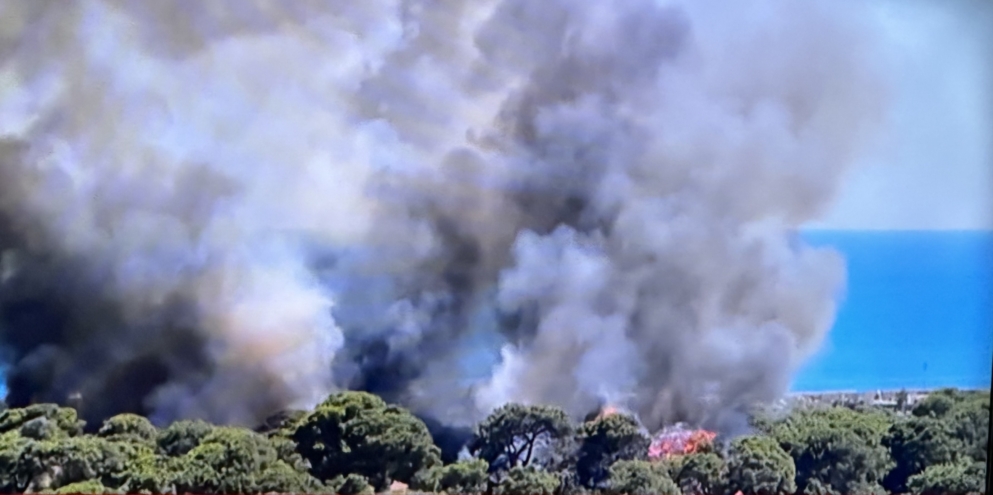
[792,230,993,392]
[0,231,990,400]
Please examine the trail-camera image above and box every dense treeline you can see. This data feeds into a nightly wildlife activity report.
[0,388,987,494]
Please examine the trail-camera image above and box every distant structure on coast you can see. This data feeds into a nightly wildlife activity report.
[766,388,949,415]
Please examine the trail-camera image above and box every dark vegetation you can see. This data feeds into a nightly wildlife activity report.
[0,388,986,494]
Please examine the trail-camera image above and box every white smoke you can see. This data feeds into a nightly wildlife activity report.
[0,0,888,430]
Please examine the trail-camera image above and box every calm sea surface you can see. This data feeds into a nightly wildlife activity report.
[793,230,993,392]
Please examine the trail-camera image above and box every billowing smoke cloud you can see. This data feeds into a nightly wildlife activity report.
[0,0,888,432]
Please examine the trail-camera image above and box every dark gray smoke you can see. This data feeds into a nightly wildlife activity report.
[0,0,888,432]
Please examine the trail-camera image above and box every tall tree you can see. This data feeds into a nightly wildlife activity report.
[911,389,960,419]
[882,416,961,493]
[414,458,490,494]
[573,413,649,489]
[674,452,726,495]
[96,414,157,444]
[469,403,573,473]
[170,426,324,494]
[946,394,989,464]
[725,435,796,495]
[769,406,892,494]
[906,460,986,495]
[292,391,440,491]
[494,465,562,495]
[0,404,85,439]
[0,434,125,493]
[155,419,214,457]
[606,459,679,495]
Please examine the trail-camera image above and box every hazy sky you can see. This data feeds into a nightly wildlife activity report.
[809,0,991,231]
[0,1,986,231]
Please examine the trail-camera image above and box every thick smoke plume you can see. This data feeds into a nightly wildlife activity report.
[0,0,888,432]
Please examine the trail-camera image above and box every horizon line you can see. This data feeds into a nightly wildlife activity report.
[787,385,990,395]
[798,227,993,233]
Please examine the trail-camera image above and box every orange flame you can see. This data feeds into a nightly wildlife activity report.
[685,429,717,453]
[648,424,717,460]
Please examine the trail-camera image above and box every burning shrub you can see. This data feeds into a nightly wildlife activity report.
[648,423,718,460]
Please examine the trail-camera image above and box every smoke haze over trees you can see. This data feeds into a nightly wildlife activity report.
[0,0,890,434]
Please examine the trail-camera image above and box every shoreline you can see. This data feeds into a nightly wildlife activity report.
[786,385,989,396]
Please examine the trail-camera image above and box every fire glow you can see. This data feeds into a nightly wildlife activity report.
[596,405,718,460]
[648,423,718,460]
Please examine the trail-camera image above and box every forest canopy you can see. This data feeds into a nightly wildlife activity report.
[0,388,986,495]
